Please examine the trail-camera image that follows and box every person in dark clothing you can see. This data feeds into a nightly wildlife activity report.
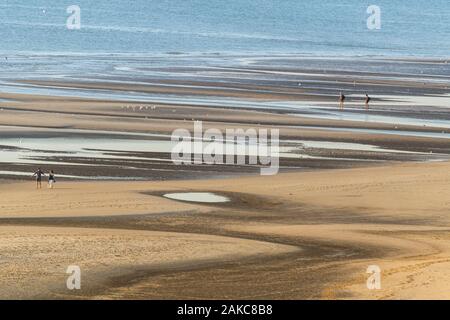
[339,92,346,110]
[48,170,56,189]
[32,168,45,189]
[365,94,371,110]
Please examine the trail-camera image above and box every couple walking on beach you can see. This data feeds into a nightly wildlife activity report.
[339,93,371,111]
[32,168,56,189]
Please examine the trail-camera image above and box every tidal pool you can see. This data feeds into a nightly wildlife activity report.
[163,192,230,203]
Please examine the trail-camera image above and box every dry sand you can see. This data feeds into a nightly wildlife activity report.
[1,160,450,299]
[0,226,296,299]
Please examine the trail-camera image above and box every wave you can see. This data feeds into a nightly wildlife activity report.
[0,20,301,42]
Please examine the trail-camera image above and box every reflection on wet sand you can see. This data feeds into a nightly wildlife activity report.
[164,192,230,203]
[1,124,448,180]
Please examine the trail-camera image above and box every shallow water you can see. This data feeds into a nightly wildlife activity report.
[296,108,450,129]
[0,126,429,167]
[290,124,450,140]
[289,140,424,154]
[0,123,443,180]
[0,128,295,180]
[163,192,230,203]
[0,170,142,180]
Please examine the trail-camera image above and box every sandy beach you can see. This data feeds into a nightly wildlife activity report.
[0,56,449,299]
[0,161,449,299]
[0,163,450,299]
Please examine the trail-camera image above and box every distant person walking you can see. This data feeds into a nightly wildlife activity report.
[365,94,371,110]
[32,168,45,189]
[48,170,56,189]
[339,92,346,110]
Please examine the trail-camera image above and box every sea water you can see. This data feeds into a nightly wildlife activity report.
[0,0,448,57]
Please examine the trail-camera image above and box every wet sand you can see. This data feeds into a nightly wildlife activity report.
[0,56,449,299]
[1,86,450,181]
